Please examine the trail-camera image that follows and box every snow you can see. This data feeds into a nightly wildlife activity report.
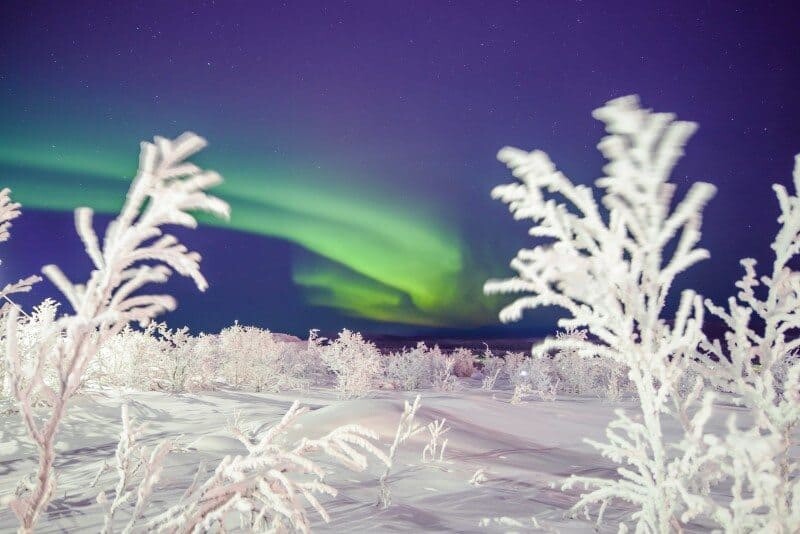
[0,385,743,532]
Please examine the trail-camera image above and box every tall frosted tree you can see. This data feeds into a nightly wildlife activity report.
[485,96,716,532]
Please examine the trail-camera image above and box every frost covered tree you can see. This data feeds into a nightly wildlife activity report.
[485,96,716,532]
[311,329,383,398]
[4,132,229,533]
[693,155,800,532]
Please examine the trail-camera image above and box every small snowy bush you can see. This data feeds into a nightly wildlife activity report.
[548,329,633,399]
[478,345,504,390]
[383,343,432,391]
[382,342,463,391]
[312,329,383,398]
[378,395,423,508]
[0,299,59,403]
[429,346,460,391]
[217,323,311,392]
[448,347,476,378]
[87,323,163,390]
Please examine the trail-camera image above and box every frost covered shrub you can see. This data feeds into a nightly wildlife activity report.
[0,299,59,403]
[504,352,558,403]
[313,329,382,398]
[147,324,215,393]
[448,347,476,378]
[429,345,460,391]
[4,132,228,532]
[502,351,526,378]
[378,395,422,508]
[86,323,162,390]
[548,329,597,396]
[92,402,389,533]
[95,404,177,533]
[478,345,504,390]
[86,322,217,393]
[88,321,312,394]
[548,329,633,399]
[486,96,716,531]
[381,341,461,391]
[686,155,800,531]
[383,343,431,390]
[217,323,311,392]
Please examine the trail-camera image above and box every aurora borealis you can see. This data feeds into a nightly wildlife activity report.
[1,1,799,336]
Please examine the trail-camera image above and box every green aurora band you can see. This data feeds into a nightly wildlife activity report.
[0,136,498,327]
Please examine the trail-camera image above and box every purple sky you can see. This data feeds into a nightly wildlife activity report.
[1,1,799,337]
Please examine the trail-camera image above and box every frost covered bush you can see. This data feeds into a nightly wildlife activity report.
[312,329,382,398]
[429,345,460,391]
[687,154,800,531]
[87,323,163,390]
[95,404,177,533]
[86,322,312,394]
[0,299,59,403]
[478,345,504,390]
[217,323,311,392]
[145,324,216,393]
[448,347,476,378]
[548,329,633,400]
[383,343,432,391]
[92,402,389,533]
[86,322,217,393]
[4,132,229,532]
[378,395,422,508]
[504,353,558,403]
[382,342,461,391]
[486,96,716,531]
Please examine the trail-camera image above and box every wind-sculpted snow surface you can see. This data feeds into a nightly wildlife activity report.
[0,388,750,533]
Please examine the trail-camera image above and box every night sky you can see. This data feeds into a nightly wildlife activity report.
[1,1,798,338]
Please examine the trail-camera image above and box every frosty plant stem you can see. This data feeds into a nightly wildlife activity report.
[4,133,229,533]
[378,395,422,509]
[486,96,715,532]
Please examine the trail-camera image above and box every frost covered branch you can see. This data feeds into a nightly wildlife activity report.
[0,188,41,311]
[378,395,423,509]
[148,401,389,533]
[421,418,449,463]
[486,96,716,531]
[97,405,176,534]
[4,132,228,532]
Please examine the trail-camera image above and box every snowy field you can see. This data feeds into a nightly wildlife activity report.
[0,385,745,533]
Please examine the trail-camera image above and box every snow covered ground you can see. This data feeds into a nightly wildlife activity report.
[0,383,745,532]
